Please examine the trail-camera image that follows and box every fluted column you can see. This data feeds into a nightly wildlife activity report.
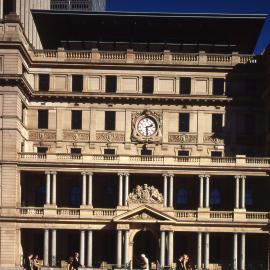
[51,229,56,266]
[82,172,87,205]
[235,176,240,209]
[80,230,85,266]
[117,230,122,268]
[87,173,93,206]
[197,232,202,270]
[233,233,238,270]
[205,233,210,269]
[160,231,165,267]
[241,176,246,209]
[124,173,129,206]
[168,231,174,266]
[163,174,168,207]
[124,230,129,266]
[205,175,210,208]
[52,172,57,205]
[43,229,49,266]
[45,172,51,204]
[240,234,246,270]
[87,230,93,267]
[169,174,174,207]
[198,175,204,208]
[118,173,123,206]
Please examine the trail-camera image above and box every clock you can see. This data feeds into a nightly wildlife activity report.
[137,117,157,137]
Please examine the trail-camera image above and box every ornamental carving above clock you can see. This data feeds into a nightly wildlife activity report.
[131,110,162,143]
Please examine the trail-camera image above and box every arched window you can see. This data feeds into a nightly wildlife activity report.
[176,188,188,205]
[70,186,81,207]
[245,190,253,206]
[210,188,221,205]
[36,185,46,206]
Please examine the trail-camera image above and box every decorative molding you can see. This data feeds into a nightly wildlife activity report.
[63,131,90,141]
[203,133,225,144]
[128,184,163,204]
[96,131,125,142]
[168,133,197,143]
[29,130,56,141]
[128,212,155,220]
[117,224,130,230]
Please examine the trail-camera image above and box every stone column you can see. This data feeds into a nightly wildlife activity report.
[0,0,3,19]
[87,173,93,206]
[163,174,168,207]
[197,232,202,270]
[198,175,204,208]
[233,233,238,270]
[168,231,174,266]
[82,172,87,205]
[118,173,123,206]
[205,176,210,208]
[117,230,122,268]
[87,230,93,267]
[240,234,246,270]
[241,176,246,209]
[235,176,240,209]
[80,230,85,266]
[51,229,56,266]
[124,173,129,206]
[52,172,57,205]
[45,172,51,205]
[169,174,174,207]
[43,229,49,266]
[124,230,129,266]
[205,233,210,269]
[160,231,165,267]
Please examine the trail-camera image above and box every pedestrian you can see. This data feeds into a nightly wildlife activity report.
[72,252,82,270]
[32,254,40,270]
[140,254,149,270]
[24,254,33,270]
[67,256,74,270]
[178,254,185,270]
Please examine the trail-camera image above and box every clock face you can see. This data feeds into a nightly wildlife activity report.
[137,117,157,137]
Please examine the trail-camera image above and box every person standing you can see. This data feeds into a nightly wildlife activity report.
[32,255,40,270]
[140,254,149,270]
[24,254,33,270]
[178,255,185,270]
[72,252,81,270]
[67,256,74,270]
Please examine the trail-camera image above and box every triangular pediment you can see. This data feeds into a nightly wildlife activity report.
[114,205,176,222]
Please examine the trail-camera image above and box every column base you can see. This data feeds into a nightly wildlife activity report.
[80,205,93,217]
[197,207,210,220]
[234,208,246,222]
[44,204,57,216]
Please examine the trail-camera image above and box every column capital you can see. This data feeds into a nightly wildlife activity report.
[118,172,125,176]
[169,173,174,178]
[234,175,241,180]
[123,172,130,176]
[45,171,51,175]
[240,175,246,180]
[162,173,169,177]
[81,172,87,176]
[51,171,57,175]
[87,172,93,176]
[117,224,129,230]
[198,174,210,179]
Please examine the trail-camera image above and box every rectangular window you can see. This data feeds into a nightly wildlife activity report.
[105,76,117,93]
[71,110,82,130]
[142,76,154,94]
[72,75,83,92]
[178,150,189,156]
[105,111,116,131]
[179,113,190,132]
[71,148,81,159]
[21,102,26,124]
[104,148,115,155]
[39,74,50,91]
[37,147,48,154]
[244,114,255,134]
[141,148,152,156]
[38,110,48,129]
[212,114,223,133]
[180,77,191,95]
[213,78,225,95]
[211,151,222,157]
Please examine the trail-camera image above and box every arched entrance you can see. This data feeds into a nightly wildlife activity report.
[133,230,159,269]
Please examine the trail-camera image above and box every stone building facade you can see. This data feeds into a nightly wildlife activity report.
[0,11,269,270]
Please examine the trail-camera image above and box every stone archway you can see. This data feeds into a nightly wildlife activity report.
[132,230,159,269]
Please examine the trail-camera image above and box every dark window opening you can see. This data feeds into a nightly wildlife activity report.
[211,151,222,157]
[105,111,116,131]
[141,146,152,156]
[38,74,50,91]
[212,114,223,133]
[179,113,190,132]
[36,185,46,206]
[70,186,81,207]
[142,76,154,94]
[180,77,191,95]
[176,188,188,205]
[106,76,117,93]
[210,188,221,205]
[37,147,48,154]
[3,0,16,16]
[72,75,83,92]
[71,110,82,130]
[104,148,116,155]
[71,148,81,154]
[178,150,189,156]
[21,102,26,124]
[213,78,225,95]
[38,110,48,129]
[244,114,255,134]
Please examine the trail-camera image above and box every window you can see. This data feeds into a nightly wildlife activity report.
[210,188,221,205]
[105,76,117,93]
[36,185,46,206]
[141,148,152,156]
[245,190,253,206]
[180,77,191,95]
[176,188,188,205]
[70,186,81,207]
[3,0,16,16]
[213,78,225,95]
[21,102,26,124]
[104,148,115,155]
[71,110,82,130]
[212,114,223,133]
[211,151,222,157]
[72,75,83,92]
[71,148,81,155]
[142,76,154,94]
[105,111,116,131]
[178,150,189,156]
[179,113,190,132]
[38,74,50,91]
[37,147,48,158]
[38,110,48,129]
[244,114,255,134]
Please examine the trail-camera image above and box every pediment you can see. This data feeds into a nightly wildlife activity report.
[113,205,176,222]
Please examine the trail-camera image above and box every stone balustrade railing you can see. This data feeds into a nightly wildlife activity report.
[17,207,269,223]
[29,49,256,66]
[18,153,270,169]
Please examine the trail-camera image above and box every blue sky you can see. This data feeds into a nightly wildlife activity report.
[106,0,270,54]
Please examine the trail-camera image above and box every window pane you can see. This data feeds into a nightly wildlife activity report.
[244,114,255,134]
[38,110,48,129]
[211,151,222,157]
[178,150,189,156]
[39,74,49,91]
[104,148,115,155]
[105,111,116,130]
[180,77,191,95]
[71,111,82,130]
[179,113,190,132]
[72,75,83,92]
[142,76,154,94]
[106,76,117,93]
[213,78,224,95]
[212,114,223,133]
[71,148,81,154]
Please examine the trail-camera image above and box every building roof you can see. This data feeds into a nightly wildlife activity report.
[32,10,267,53]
